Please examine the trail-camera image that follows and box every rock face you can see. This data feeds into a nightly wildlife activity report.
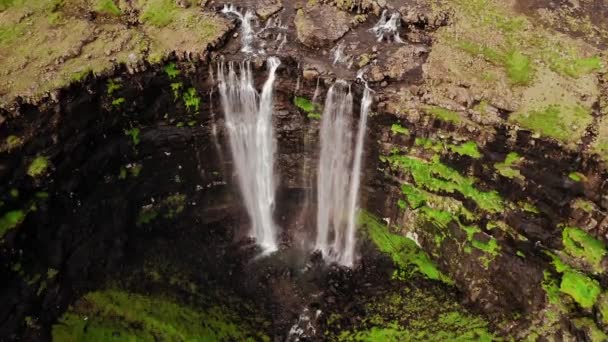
[294,5,352,48]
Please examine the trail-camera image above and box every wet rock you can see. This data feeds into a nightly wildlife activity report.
[256,0,283,20]
[294,5,352,48]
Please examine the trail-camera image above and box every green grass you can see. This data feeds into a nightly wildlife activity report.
[511,104,593,144]
[449,141,481,159]
[0,24,24,46]
[96,0,121,16]
[457,41,532,85]
[549,55,602,78]
[494,152,524,180]
[568,172,586,182]
[390,124,409,136]
[572,318,608,342]
[183,87,200,113]
[164,62,180,79]
[559,270,601,309]
[124,128,140,146]
[0,210,25,238]
[294,96,322,119]
[387,154,504,213]
[562,227,606,272]
[598,293,608,325]
[111,97,125,106]
[140,0,177,27]
[27,156,49,177]
[107,79,122,95]
[170,82,182,100]
[359,211,453,284]
[423,106,461,124]
[5,135,23,150]
[52,290,265,341]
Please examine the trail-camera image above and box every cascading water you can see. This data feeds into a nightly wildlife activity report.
[221,4,256,53]
[372,10,404,43]
[315,81,373,266]
[217,57,281,253]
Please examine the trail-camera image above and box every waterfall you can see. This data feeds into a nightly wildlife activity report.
[371,10,404,43]
[315,82,372,266]
[222,4,256,53]
[217,57,281,253]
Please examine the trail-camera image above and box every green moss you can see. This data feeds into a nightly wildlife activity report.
[27,156,49,177]
[391,124,409,136]
[423,106,461,124]
[0,210,26,238]
[572,199,594,214]
[72,68,93,82]
[107,79,122,95]
[136,206,158,226]
[111,97,125,106]
[294,96,322,119]
[559,270,601,309]
[572,318,608,341]
[10,189,18,198]
[52,290,265,341]
[183,87,200,113]
[519,201,540,214]
[5,135,23,150]
[140,0,178,27]
[387,154,504,213]
[124,128,140,146]
[598,292,608,325]
[96,0,121,16]
[494,152,524,180]
[511,104,593,144]
[0,24,24,46]
[449,141,481,159]
[562,226,606,272]
[307,113,321,120]
[136,193,186,226]
[568,172,586,182]
[359,211,453,285]
[541,271,562,305]
[550,56,602,78]
[164,62,180,79]
[504,50,532,85]
[170,82,182,100]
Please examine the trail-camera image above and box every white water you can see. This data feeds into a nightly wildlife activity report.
[315,81,373,266]
[222,4,256,53]
[372,10,404,43]
[217,57,281,253]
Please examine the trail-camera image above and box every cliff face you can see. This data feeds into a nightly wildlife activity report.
[1,0,607,340]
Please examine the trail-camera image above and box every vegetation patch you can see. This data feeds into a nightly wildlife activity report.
[52,290,266,341]
[125,128,141,146]
[294,96,322,119]
[136,193,187,226]
[140,0,178,27]
[390,124,409,136]
[449,141,481,159]
[494,152,524,180]
[568,172,587,182]
[164,62,180,79]
[510,104,592,144]
[4,135,23,151]
[562,226,606,273]
[183,87,201,113]
[386,154,504,213]
[27,156,50,178]
[559,270,601,309]
[423,106,461,124]
[0,210,26,238]
[359,211,453,285]
[95,0,121,16]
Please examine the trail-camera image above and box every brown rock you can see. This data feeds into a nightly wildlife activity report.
[294,6,351,48]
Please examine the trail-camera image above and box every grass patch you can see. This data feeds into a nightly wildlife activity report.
[0,24,24,46]
[107,79,122,95]
[359,211,453,284]
[124,128,141,146]
[294,96,322,119]
[562,226,606,272]
[458,41,532,85]
[494,152,524,180]
[568,172,586,182]
[0,210,26,238]
[112,97,125,107]
[423,106,461,124]
[5,135,23,150]
[386,154,504,213]
[164,62,180,79]
[140,0,178,27]
[96,0,121,16]
[449,141,481,159]
[27,156,49,177]
[559,270,601,309]
[511,104,592,144]
[390,124,409,135]
[52,290,266,341]
[183,87,200,113]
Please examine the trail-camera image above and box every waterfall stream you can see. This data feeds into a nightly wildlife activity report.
[218,58,281,253]
[315,82,372,266]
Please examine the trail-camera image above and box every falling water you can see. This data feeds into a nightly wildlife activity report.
[217,57,281,253]
[342,85,372,266]
[371,10,404,43]
[222,4,256,53]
